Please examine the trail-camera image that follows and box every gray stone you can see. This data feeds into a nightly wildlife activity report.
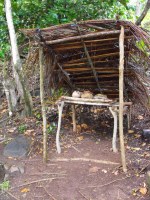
[10,165,19,173]
[4,173,9,181]
[4,164,10,171]
[18,164,25,174]
[3,135,31,158]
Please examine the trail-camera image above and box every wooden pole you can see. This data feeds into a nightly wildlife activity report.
[76,23,101,91]
[109,107,118,153]
[56,102,64,153]
[119,26,127,172]
[39,46,47,162]
[45,30,127,45]
[72,105,77,132]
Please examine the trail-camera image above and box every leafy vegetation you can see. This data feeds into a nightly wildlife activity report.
[0,180,10,191]
[47,122,57,134]
[18,124,27,134]
[0,0,136,59]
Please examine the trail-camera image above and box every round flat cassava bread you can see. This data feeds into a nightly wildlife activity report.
[81,91,93,99]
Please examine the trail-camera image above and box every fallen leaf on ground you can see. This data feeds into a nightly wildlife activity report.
[24,129,34,135]
[132,189,138,196]
[137,115,144,120]
[131,147,141,151]
[102,169,107,173]
[81,123,88,130]
[1,109,7,114]
[128,130,134,134]
[77,125,81,133]
[8,128,16,133]
[77,136,84,141]
[142,143,146,147]
[134,134,140,138]
[21,188,30,193]
[89,166,100,173]
[112,170,118,175]
[8,157,15,160]
[139,187,147,195]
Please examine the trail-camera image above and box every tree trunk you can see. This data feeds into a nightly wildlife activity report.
[39,46,47,162]
[135,1,141,21]
[5,0,33,116]
[136,0,150,26]
[2,61,17,116]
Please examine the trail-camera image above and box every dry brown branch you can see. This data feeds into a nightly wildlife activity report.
[72,145,81,152]
[50,157,119,165]
[57,63,74,89]
[139,163,150,174]
[5,191,19,200]
[76,22,101,91]
[10,177,64,190]
[78,191,90,200]
[43,187,58,200]
[29,172,66,176]
[83,176,131,188]
[63,59,119,68]
[66,52,121,64]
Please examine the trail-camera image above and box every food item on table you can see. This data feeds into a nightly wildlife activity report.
[81,91,93,99]
[72,91,81,98]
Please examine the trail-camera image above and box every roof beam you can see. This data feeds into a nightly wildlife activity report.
[45,30,128,45]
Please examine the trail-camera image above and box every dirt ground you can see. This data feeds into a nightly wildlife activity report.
[0,99,150,200]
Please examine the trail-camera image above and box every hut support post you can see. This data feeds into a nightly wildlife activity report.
[119,26,127,172]
[109,107,118,153]
[39,46,47,162]
[72,105,77,132]
[56,101,64,154]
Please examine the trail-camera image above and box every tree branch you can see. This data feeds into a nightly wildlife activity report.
[136,0,150,26]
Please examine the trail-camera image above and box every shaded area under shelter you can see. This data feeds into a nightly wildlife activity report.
[22,20,150,171]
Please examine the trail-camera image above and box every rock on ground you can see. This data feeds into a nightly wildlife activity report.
[3,135,31,158]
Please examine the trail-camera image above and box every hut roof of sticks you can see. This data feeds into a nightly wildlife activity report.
[22,19,150,107]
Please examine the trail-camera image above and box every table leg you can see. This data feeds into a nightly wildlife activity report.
[72,105,77,132]
[109,107,118,153]
[56,101,64,153]
[127,105,131,129]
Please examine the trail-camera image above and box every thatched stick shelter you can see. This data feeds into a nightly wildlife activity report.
[22,20,150,171]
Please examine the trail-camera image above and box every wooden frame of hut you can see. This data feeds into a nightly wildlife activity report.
[22,20,150,172]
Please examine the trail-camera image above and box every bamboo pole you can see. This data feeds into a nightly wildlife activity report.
[119,26,127,172]
[39,46,47,162]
